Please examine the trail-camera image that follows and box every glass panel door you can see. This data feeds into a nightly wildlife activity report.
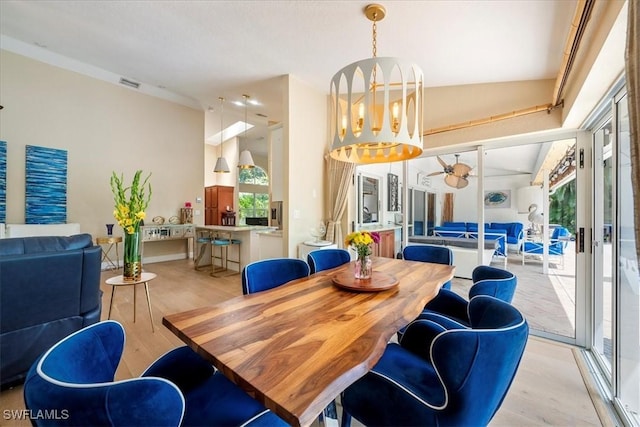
[592,118,614,374]
[614,93,639,423]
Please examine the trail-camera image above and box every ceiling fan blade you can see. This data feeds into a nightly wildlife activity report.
[453,163,472,176]
[427,171,444,176]
[436,156,448,169]
[444,174,459,188]
[457,177,469,189]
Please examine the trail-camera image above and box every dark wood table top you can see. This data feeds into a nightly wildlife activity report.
[162,257,454,426]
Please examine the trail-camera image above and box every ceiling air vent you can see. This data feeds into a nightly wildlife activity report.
[119,78,140,89]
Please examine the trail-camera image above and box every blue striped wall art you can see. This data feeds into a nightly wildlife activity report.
[0,141,6,223]
[25,145,68,224]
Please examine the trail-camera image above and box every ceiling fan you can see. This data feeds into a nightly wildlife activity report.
[428,154,474,189]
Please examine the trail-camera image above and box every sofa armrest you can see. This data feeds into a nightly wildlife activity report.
[80,245,102,315]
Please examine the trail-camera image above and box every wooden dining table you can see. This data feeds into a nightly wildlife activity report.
[162,257,454,427]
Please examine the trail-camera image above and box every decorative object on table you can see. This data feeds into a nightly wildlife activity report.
[345,230,380,280]
[332,270,398,292]
[111,170,152,281]
[168,215,180,225]
[152,215,165,225]
[484,190,511,208]
[106,223,114,236]
[387,173,399,211]
[309,221,327,243]
[181,201,193,224]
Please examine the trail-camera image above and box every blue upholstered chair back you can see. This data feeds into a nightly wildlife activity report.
[403,244,452,265]
[402,244,453,289]
[344,296,528,427]
[24,321,184,426]
[242,258,310,294]
[430,296,528,425]
[307,249,351,274]
[470,265,517,303]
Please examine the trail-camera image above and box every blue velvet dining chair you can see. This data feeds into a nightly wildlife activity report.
[241,258,310,295]
[341,296,529,427]
[416,265,517,328]
[23,320,286,427]
[402,244,453,290]
[307,248,351,274]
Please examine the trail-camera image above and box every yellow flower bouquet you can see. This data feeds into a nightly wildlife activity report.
[110,170,152,280]
[110,170,152,234]
[345,230,381,258]
[345,230,380,279]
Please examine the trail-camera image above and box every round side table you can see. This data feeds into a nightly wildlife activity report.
[105,272,157,332]
[96,236,123,270]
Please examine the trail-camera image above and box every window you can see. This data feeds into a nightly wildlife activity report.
[239,167,268,185]
[238,166,269,224]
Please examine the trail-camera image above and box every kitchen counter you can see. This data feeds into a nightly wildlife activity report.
[195,225,277,272]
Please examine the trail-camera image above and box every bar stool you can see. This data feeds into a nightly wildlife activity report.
[194,230,213,271]
[211,231,241,277]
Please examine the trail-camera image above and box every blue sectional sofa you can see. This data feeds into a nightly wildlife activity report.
[0,234,102,388]
[433,221,525,255]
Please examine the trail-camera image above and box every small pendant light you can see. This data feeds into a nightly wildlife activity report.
[238,94,255,169]
[214,97,230,173]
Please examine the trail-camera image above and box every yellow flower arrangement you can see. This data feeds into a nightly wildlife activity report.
[110,170,152,235]
[344,230,381,258]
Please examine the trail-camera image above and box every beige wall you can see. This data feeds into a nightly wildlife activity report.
[423,79,563,150]
[284,75,327,257]
[0,50,204,259]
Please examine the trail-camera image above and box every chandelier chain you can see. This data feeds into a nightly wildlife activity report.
[372,15,377,58]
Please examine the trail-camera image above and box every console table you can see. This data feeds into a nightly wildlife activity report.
[140,224,195,261]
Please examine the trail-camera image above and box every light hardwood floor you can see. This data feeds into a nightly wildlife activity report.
[0,259,610,426]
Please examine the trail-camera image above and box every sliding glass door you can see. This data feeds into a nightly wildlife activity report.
[592,118,614,374]
[590,88,639,424]
[613,92,639,424]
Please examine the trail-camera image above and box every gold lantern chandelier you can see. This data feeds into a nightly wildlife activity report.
[329,3,424,164]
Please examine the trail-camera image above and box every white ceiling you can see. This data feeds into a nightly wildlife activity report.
[0,0,579,171]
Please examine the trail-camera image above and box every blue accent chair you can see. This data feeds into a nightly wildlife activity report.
[402,244,453,290]
[242,258,310,294]
[307,248,351,274]
[420,265,517,327]
[341,296,529,427]
[23,320,287,426]
[521,226,570,268]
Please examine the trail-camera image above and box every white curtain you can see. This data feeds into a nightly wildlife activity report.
[325,156,355,248]
[626,0,640,261]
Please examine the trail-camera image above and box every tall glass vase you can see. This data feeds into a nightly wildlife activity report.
[354,254,372,280]
[123,230,142,281]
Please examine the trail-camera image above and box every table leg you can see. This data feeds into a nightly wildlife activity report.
[108,287,116,319]
[144,282,155,333]
[319,400,338,427]
[133,283,137,323]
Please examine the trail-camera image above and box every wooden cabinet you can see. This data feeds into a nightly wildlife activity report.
[378,230,395,258]
[205,185,234,225]
[371,230,395,258]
